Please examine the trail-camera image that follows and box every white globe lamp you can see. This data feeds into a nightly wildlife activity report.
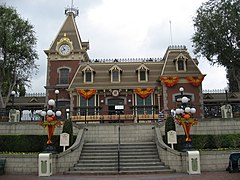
[182,96,189,103]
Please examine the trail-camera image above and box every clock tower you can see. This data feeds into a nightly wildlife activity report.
[44,7,89,111]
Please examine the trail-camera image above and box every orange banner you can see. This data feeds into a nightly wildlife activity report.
[77,89,96,99]
[186,76,204,87]
[160,76,179,87]
[134,88,154,98]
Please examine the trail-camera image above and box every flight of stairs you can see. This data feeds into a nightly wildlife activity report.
[66,142,175,175]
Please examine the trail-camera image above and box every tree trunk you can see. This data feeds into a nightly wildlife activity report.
[0,84,5,109]
[232,66,240,92]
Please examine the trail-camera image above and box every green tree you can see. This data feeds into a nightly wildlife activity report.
[192,0,240,91]
[0,5,38,108]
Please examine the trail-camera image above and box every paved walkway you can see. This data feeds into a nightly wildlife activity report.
[0,172,240,180]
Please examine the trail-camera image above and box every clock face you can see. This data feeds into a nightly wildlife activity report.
[59,44,71,56]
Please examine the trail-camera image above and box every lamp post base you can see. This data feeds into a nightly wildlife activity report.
[181,142,195,152]
[43,144,58,154]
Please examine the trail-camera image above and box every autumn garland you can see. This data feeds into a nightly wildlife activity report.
[160,76,179,87]
[77,89,96,99]
[186,76,204,87]
[134,88,154,98]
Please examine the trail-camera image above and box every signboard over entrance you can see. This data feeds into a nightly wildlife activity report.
[115,105,124,110]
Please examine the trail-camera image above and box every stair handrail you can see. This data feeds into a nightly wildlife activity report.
[154,126,186,172]
[57,127,86,157]
[118,113,121,172]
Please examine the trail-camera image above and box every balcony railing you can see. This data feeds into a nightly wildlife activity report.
[71,113,159,123]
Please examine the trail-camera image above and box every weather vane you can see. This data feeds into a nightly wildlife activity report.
[65,0,79,17]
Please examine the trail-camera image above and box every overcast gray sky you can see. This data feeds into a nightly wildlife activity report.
[2,0,227,93]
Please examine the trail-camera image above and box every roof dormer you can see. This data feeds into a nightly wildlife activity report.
[136,64,149,82]
[82,65,95,83]
[109,65,122,83]
[174,53,188,72]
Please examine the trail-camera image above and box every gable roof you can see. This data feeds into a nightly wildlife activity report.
[68,58,163,91]
[45,13,89,55]
[161,45,204,77]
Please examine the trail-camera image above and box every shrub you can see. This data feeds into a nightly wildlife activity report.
[0,135,77,153]
[162,134,240,151]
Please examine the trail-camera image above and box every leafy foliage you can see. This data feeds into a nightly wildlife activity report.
[0,135,76,153]
[0,5,38,107]
[174,134,240,150]
[192,0,240,91]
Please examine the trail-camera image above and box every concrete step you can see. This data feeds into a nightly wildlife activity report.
[70,166,117,171]
[81,152,118,156]
[119,169,176,175]
[65,169,175,175]
[74,162,118,167]
[80,155,118,160]
[65,141,175,175]
[120,158,161,163]
[120,151,158,156]
[120,161,165,167]
[120,165,170,171]
[64,170,118,175]
[78,159,117,163]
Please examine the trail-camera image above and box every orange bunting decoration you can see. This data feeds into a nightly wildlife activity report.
[134,88,154,99]
[160,76,179,87]
[77,89,96,99]
[186,76,204,87]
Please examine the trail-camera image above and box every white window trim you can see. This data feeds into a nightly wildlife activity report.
[82,65,94,84]
[109,65,122,83]
[137,64,149,82]
[175,53,187,72]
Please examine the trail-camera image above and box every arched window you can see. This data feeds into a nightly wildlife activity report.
[175,54,187,72]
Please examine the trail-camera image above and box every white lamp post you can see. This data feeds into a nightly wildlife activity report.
[54,90,59,108]
[175,87,197,151]
[39,98,62,153]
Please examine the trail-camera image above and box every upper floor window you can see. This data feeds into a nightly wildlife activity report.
[177,59,184,71]
[82,65,95,83]
[175,54,187,72]
[85,70,92,82]
[112,70,119,82]
[136,64,149,82]
[109,65,122,83]
[59,68,70,84]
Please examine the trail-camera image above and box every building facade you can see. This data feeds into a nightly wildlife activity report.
[44,10,205,122]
